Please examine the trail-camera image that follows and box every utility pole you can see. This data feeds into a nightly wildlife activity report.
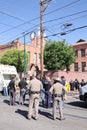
[24,34,26,78]
[40,0,52,79]
[40,0,43,79]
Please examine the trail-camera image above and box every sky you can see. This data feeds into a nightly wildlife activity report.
[0,0,87,45]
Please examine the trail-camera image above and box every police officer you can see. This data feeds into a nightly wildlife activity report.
[18,78,27,105]
[43,76,52,108]
[60,76,66,108]
[27,72,43,120]
[8,77,16,105]
[49,77,66,120]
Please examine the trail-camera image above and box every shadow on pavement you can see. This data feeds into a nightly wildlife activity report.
[39,110,53,120]
[15,109,53,120]
[3,99,10,105]
[23,103,29,107]
[3,99,20,106]
[65,113,87,120]
[67,101,87,108]
[15,109,28,119]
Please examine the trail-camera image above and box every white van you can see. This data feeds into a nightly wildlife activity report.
[0,64,20,92]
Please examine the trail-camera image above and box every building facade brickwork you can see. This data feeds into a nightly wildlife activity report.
[71,39,87,72]
[0,36,46,71]
[0,38,87,82]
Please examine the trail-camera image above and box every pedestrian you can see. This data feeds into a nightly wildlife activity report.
[18,78,28,105]
[60,76,66,108]
[41,75,46,107]
[43,76,52,108]
[3,82,8,96]
[8,77,16,105]
[66,82,70,92]
[27,72,43,120]
[74,79,79,91]
[70,80,75,91]
[80,79,85,87]
[61,76,66,86]
[49,77,66,120]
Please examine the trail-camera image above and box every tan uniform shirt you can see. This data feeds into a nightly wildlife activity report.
[49,82,66,95]
[29,78,43,92]
[28,77,43,119]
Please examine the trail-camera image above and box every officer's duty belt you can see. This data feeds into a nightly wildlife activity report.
[54,94,62,97]
[31,91,40,94]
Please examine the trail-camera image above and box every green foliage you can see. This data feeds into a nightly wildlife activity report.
[0,49,29,72]
[44,40,76,71]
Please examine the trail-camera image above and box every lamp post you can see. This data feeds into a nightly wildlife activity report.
[40,0,52,79]
[23,31,36,78]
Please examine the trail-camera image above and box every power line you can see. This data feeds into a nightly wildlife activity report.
[44,0,80,15]
[43,12,87,36]
[0,10,25,22]
[62,14,87,25]
[1,8,87,36]
[44,13,87,34]
[45,25,87,38]
[0,0,81,35]
[0,21,39,35]
[0,22,14,27]
[43,9,87,24]
[1,24,87,44]
[47,28,63,40]
[0,0,84,45]
[0,27,38,44]
[0,10,39,31]
[3,11,87,44]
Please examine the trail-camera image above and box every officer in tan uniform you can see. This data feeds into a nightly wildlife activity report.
[49,77,66,120]
[27,72,43,120]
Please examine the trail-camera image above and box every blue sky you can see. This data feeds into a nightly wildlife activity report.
[0,0,87,45]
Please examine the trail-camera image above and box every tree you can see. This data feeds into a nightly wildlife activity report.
[0,49,29,72]
[44,40,76,71]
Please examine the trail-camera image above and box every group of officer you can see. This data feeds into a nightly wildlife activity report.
[8,77,28,106]
[8,73,66,121]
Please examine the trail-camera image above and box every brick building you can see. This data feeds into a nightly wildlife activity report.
[0,33,46,71]
[45,39,87,82]
[71,39,87,72]
[0,38,87,82]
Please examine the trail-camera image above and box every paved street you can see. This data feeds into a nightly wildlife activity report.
[0,93,87,130]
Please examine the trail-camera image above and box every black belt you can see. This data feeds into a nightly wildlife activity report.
[31,91,40,94]
[54,94,62,97]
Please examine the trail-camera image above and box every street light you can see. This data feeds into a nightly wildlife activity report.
[40,0,52,79]
[61,23,73,30]
[60,32,66,36]
[60,23,73,36]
